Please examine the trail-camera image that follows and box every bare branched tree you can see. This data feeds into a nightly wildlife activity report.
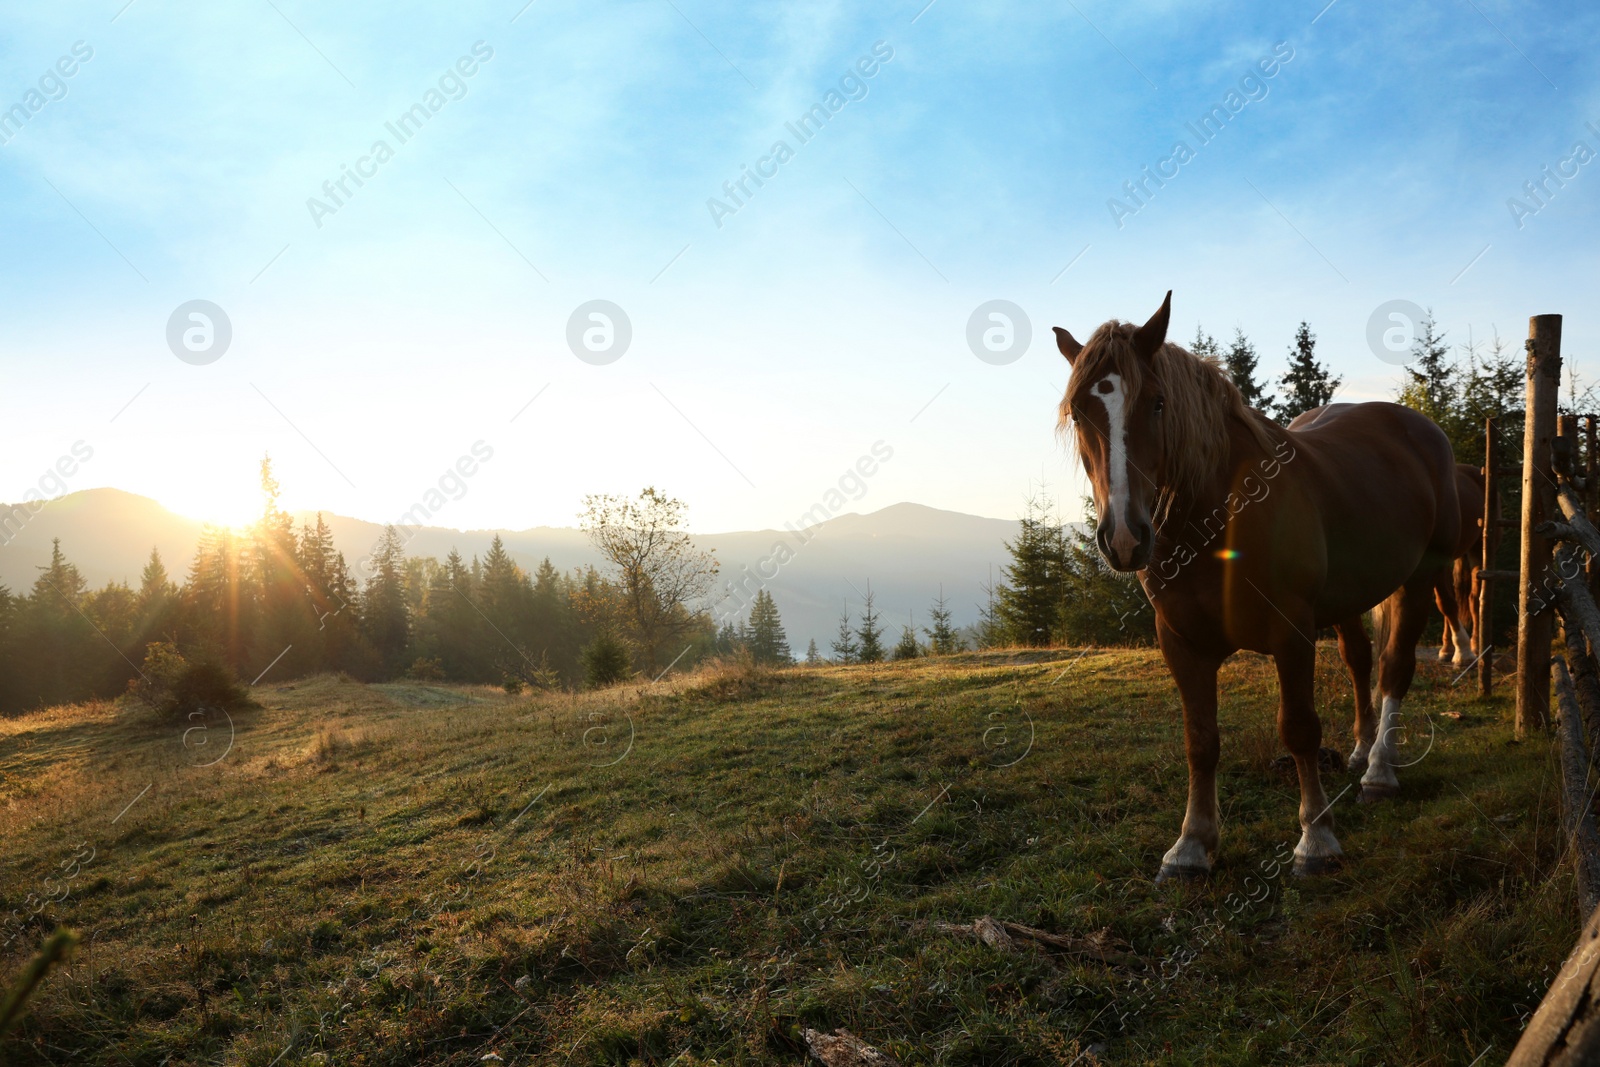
[579,487,718,672]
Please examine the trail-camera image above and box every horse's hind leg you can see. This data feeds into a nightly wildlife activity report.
[1335,616,1376,774]
[1434,578,1455,662]
[1361,579,1435,803]
[1456,556,1479,658]
[1435,565,1471,664]
[1273,636,1342,875]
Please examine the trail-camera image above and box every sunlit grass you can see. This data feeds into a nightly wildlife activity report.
[0,649,1571,1065]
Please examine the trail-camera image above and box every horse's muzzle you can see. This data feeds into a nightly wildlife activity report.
[1096,519,1152,572]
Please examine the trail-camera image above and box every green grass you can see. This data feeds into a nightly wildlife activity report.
[0,648,1575,1065]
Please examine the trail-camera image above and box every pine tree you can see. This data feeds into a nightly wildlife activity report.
[996,496,1067,647]
[0,584,17,711]
[479,535,528,631]
[85,581,139,670]
[1191,326,1219,362]
[361,526,411,677]
[478,534,536,681]
[804,638,821,665]
[968,566,1004,649]
[1058,499,1157,646]
[830,610,858,664]
[130,547,178,658]
[1405,313,1452,410]
[855,587,886,663]
[186,524,249,667]
[1396,311,1466,453]
[31,539,87,607]
[20,540,97,707]
[746,589,791,665]
[250,455,311,676]
[528,557,574,677]
[923,586,962,655]
[1275,322,1340,423]
[310,522,362,674]
[298,514,337,594]
[892,623,921,660]
[137,548,174,608]
[1456,328,1523,463]
[418,548,482,679]
[1225,327,1269,410]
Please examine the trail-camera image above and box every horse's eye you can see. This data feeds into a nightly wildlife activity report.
[1153,396,1165,413]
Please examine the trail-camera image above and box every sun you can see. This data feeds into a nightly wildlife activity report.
[166,483,266,531]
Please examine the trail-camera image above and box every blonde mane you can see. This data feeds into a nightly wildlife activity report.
[1059,320,1279,506]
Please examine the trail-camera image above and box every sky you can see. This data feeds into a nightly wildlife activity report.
[1,0,1597,535]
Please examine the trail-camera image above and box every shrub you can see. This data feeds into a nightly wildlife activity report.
[582,630,633,689]
[167,660,251,719]
[128,641,188,709]
[500,651,559,693]
[129,642,251,719]
[406,657,444,681]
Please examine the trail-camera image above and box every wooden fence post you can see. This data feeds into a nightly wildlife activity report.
[1588,415,1598,601]
[1518,314,1563,737]
[1482,415,1497,697]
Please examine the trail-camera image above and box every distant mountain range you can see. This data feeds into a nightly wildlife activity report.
[0,489,1022,649]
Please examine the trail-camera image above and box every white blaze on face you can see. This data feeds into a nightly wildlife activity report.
[1092,373,1138,561]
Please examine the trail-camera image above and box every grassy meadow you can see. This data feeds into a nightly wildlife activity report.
[0,646,1577,1065]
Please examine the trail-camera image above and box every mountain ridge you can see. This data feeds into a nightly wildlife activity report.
[0,490,1022,648]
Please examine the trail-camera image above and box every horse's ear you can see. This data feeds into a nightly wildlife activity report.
[1053,327,1083,365]
[1132,290,1172,362]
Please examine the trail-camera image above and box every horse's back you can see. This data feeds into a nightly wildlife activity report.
[1278,401,1459,616]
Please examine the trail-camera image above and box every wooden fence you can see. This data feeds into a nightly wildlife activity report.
[1502,314,1600,1063]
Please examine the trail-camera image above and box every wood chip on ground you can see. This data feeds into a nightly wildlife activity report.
[801,1028,901,1067]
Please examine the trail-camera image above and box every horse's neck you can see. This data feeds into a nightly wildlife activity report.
[1156,415,1282,543]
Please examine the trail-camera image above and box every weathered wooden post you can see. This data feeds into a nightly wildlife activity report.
[1561,415,1580,480]
[1509,904,1600,1064]
[1482,416,1497,697]
[1588,415,1598,601]
[1517,314,1562,737]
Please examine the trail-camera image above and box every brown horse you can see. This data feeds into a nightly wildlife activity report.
[1434,464,1487,666]
[1055,292,1459,879]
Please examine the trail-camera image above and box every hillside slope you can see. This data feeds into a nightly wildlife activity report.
[0,650,1570,1065]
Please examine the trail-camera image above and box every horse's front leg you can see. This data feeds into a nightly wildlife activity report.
[1155,624,1224,883]
[1273,636,1344,875]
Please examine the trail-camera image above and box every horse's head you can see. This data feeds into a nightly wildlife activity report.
[1054,291,1172,572]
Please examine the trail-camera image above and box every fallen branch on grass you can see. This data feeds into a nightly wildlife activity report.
[932,915,1132,964]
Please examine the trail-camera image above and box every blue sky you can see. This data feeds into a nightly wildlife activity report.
[1,0,1596,533]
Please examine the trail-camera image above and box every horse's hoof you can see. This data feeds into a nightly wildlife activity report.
[1155,863,1210,885]
[1359,783,1399,804]
[1293,853,1343,877]
[1347,755,1368,775]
